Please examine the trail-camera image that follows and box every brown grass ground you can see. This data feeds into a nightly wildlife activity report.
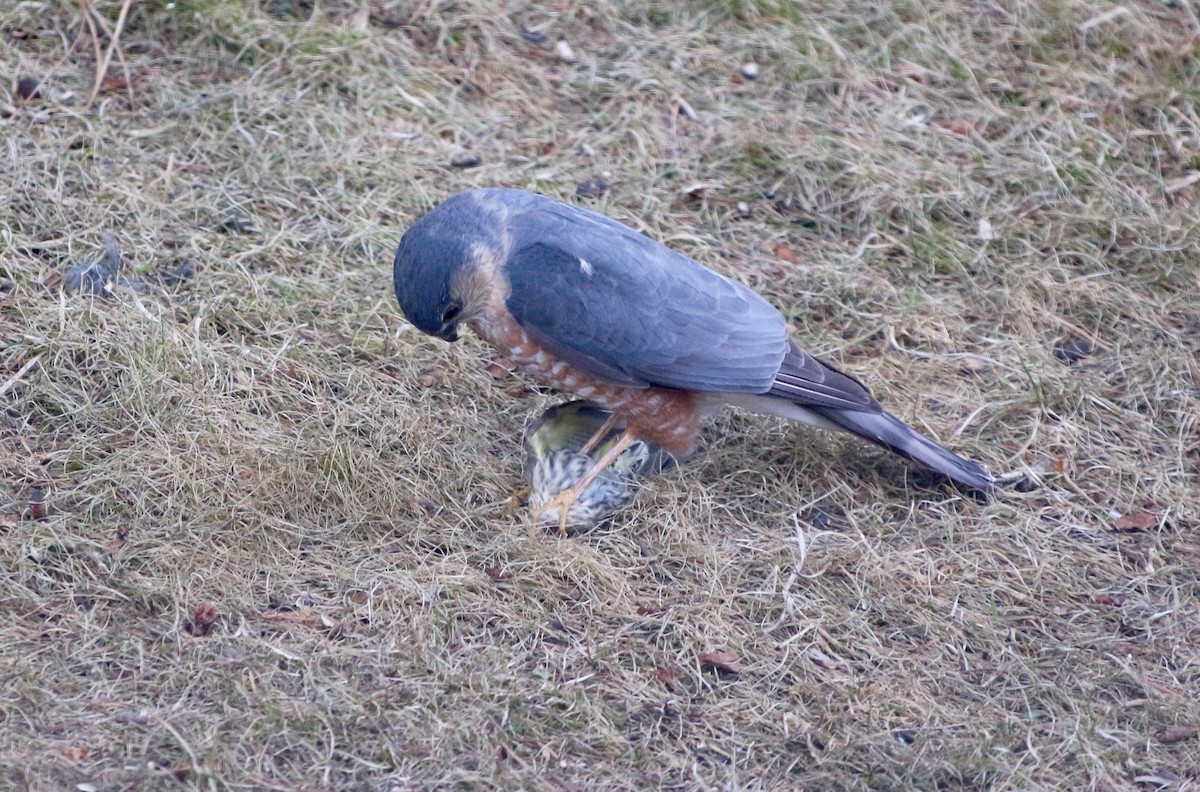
[2,0,1199,789]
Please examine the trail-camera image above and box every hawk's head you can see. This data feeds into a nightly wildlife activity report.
[392,190,510,343]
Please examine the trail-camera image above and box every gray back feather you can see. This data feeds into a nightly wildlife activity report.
[496,190,788,393]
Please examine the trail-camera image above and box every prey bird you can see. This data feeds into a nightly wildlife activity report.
[392,188,992,524]
[524,400,676,532]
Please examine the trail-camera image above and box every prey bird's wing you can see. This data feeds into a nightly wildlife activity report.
[500,193,873,411]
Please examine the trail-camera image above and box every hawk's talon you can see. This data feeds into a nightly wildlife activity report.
[531,487,583,536]
[528,428,639,535]
[507,484,532,512]
[576,411,619,457]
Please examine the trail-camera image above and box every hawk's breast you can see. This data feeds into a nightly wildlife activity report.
[471,310,701,456]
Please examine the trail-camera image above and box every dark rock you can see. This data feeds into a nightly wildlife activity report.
[576,178,609,198]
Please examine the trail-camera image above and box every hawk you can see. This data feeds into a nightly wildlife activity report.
[393,188,992,522]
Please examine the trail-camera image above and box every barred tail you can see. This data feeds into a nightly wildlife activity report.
[811,407,993,492]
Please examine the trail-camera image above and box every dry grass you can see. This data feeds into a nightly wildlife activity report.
[2,0,1199,788]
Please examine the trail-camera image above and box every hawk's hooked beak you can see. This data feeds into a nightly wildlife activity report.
[437,299,464,342]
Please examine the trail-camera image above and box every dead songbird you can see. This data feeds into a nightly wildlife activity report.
[524,400,679,532]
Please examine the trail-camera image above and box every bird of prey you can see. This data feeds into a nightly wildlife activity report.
[524,400,677,532]
[393,188,993,522]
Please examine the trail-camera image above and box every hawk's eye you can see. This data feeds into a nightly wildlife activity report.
[442,302,463,325]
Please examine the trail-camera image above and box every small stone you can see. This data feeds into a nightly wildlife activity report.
[17,76,41,100]
[1013,475,1040,493]
[449,153,482,169]
[1053,337,1095,365]
[117,276,149,293]
[555,40,577,62]
[575,178,609,198]
[736,201,751,217]
[741,62,759,80]
[29,487,45,520]
[522,28,549,45]
[802,507,832,529]
[161,259,195,287]
[219,212,260,235]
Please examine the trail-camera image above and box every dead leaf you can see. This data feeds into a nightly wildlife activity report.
[1113,512,1158,531]
[699,650,743,674]
[1155,725,1197,744]
[770,243,799,264]
[62,746,89,761]
[1049,456,1068,475]
[262,607,320,627]
[189,604,219,636]
[1092,594,1124,607]
[654,666,679,687]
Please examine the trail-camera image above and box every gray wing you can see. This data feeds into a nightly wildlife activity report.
[770,343,880,410]
[500,193,876,412]
[502,196,787,394]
